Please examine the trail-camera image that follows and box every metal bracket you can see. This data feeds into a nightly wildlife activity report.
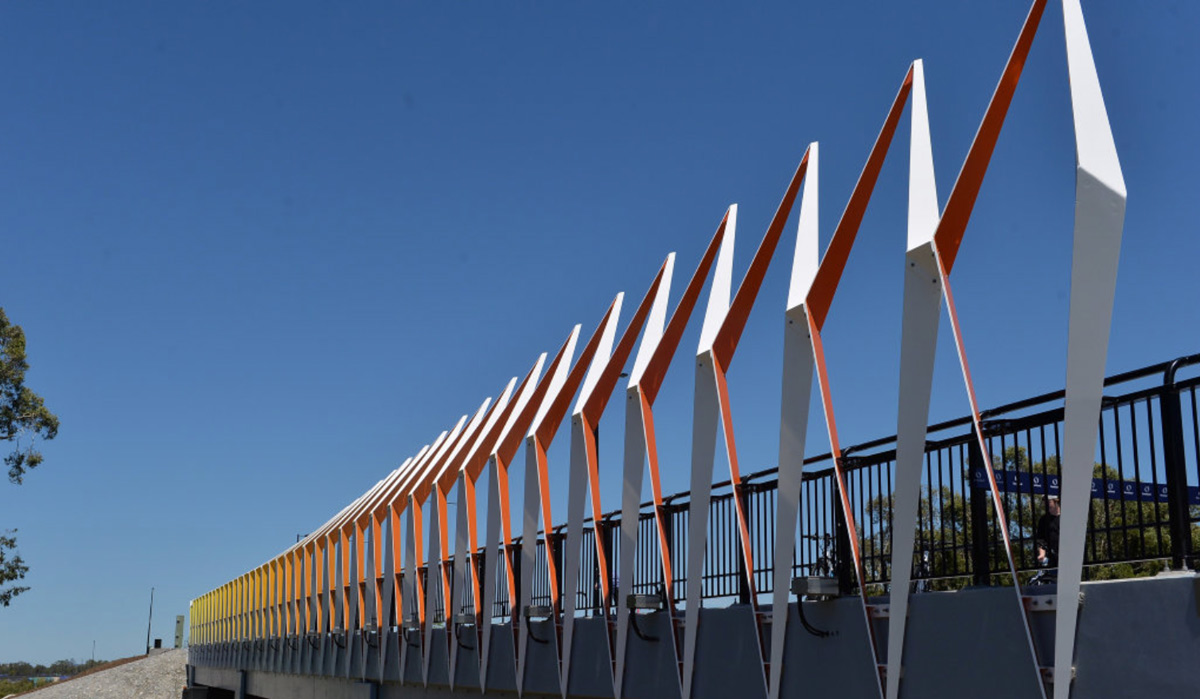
[790,576,841,601]
[524,605,553,644]
[453,614,477,649]
[625,594,662,642]
[1040,665,1076,684]
[402,616,422,647]
[1023,594,1057,613]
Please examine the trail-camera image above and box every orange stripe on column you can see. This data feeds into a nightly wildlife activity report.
[495,455,519,617]
[639,391,676,600]
[372,511,385,627]
[533,439,561,611]
[805,310,868,585]
[356,521,368,629]
[391,501,404,627]
[582,417,611,604]
[710,358,757,599]
[465,476,483,622]
[412,499,426,626]
[935,255,1020,571]
[437,490,453,623]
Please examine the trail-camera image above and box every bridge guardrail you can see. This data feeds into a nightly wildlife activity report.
[406,353,1200,624]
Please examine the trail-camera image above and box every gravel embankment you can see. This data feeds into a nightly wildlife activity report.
[18,649,186,699]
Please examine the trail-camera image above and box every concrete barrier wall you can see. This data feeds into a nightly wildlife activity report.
[190,574,1200,699]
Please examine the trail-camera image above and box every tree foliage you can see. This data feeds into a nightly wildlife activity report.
[0,307,59,607]
[0,308,59,484]
[0,530,29,606]
[863,445,1198,592]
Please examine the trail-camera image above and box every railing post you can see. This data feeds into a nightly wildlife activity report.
[551,530,566,612]
[512,542,521,619]
[474,551,485,618]
[606,519,618,609]
[659,502,681,605]
[834,479,854,596]
[733,488,751,605]
[592,524,603,614]
[968,440,992,586]
[1160,360,1194,570]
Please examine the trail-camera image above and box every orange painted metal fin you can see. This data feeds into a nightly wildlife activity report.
[933,0,1048,273]
[806,66,915,330]
[582,257,671,424]
[535,296,621,447]
[713,148,811,368]
[640,210,731,403]
[493,329,578,468]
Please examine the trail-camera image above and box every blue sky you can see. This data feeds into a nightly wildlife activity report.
[0,0,1196,664]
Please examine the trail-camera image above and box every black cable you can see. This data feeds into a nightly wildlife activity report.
[630,613,659,642]
[525,613,550,644]
[454,624,475,649]
[796,600,832,638]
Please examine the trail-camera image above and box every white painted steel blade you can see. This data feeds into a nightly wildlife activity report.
[401,503,418,681]
[697,204,737,355]
[448,473,471,687]
[573,294,624,417]
[380,507,396,680]
[519,441,543,692]
[561,417,592,695]
[615,389,647,699]
[682,354,721,699]
[1055,2,1126,698]
[770,142,819,699]
[530,326,581,439]
[500,354,550,452]
[683,204,736,699]
[786,143,820,312]
[423,496,441,684]
[628,265,673,389]
[481,455,503,691]
[481,353,546,690]
[885,244,942,699]
[886,57,942,699]
[906,61,939,252]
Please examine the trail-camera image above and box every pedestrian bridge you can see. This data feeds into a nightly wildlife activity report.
[187,2,1200,698]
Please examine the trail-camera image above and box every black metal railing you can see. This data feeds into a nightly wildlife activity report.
[419,354,1200,623]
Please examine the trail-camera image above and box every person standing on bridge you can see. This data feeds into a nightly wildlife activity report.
[1036,494,1060,569]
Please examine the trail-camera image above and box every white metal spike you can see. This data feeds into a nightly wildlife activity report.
[615,389,647,699]
[574,294,624,417]
[786,143,820,312]
[530,326,581,438]
[886,58,943,699]
[697,205,738,355]
[628,256,675,388]
[683,204,738,699]
[481,353,546,692]
[1055,3,1127,699]
[770,141,819,699]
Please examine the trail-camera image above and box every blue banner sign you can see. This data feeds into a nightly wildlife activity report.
[969,468,1200,505]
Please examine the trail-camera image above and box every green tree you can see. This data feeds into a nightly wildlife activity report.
[864,445,1195,591]
[0,308,59,607]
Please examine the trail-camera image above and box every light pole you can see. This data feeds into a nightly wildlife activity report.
[145,587,155,655]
